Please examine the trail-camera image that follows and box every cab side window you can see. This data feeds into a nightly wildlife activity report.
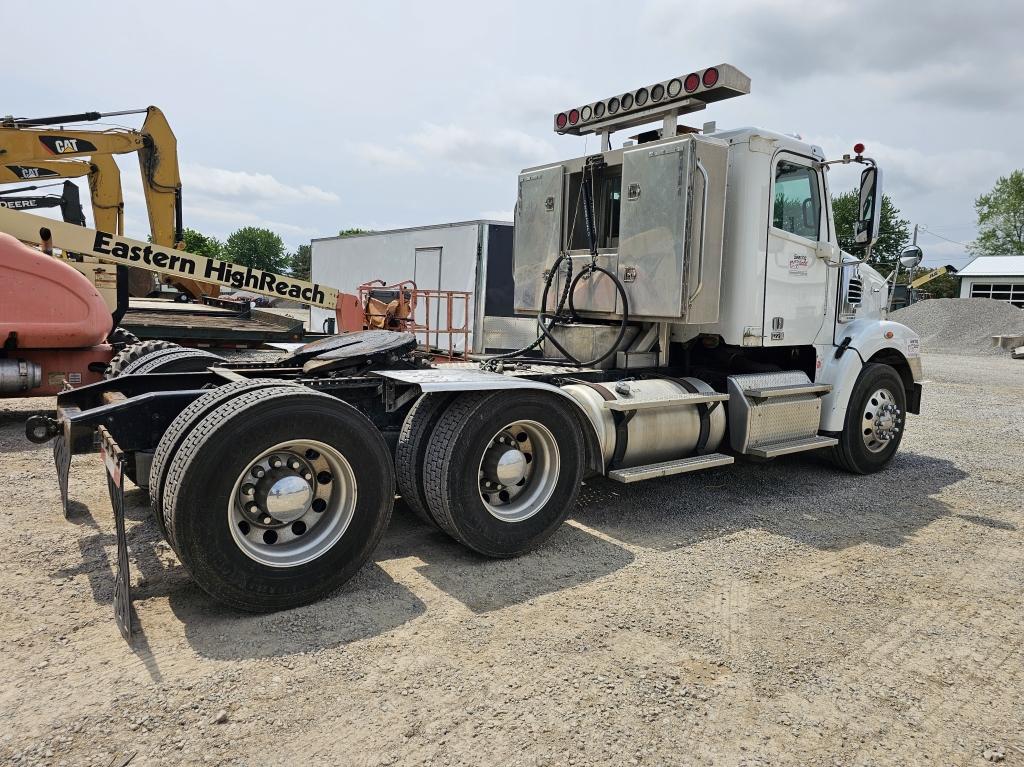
[773,161,821,240]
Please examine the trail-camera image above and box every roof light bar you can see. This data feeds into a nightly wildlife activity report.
[553,64,750,137]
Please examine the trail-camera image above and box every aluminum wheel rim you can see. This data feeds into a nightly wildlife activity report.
[228,439,357,567]
[861,387,902,453]
[476,419,560,523]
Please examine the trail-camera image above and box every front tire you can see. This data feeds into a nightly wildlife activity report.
[163,387,395,611]
[422,390,584,557]
[830,363,907,474]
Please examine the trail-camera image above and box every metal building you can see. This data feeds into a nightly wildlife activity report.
[310,221,514,352]
[957,255,1024,307]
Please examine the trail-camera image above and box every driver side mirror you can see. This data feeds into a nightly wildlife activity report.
[853,166,882,247]
[899,245,923,269]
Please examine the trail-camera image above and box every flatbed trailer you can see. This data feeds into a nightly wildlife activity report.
[121,301,309,347]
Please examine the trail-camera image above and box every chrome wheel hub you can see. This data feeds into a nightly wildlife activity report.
[229,439,357,567]
[861,388,902,453]
[477,420,560,523]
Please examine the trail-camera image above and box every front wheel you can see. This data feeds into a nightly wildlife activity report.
[830,363,907,474]
[422,390,585,557]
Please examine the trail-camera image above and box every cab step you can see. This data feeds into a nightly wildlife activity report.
[746,434,838,458]
[744,383,831,399]
[608,452,734,483]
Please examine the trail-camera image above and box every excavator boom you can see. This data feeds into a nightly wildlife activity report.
[0,107,213,300]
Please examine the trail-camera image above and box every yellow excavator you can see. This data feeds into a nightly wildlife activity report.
[1,156,123,234]
[0,107,216,300]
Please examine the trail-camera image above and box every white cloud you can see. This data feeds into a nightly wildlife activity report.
[353,123,556,177]
[180,163,339,204]
[349,143,422,171]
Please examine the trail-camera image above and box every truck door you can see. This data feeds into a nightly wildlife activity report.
[762,155,828,346]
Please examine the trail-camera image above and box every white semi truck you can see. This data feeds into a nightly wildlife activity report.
[24,64,922,638]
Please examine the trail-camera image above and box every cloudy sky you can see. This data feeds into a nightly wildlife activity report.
[6,0,1021,267]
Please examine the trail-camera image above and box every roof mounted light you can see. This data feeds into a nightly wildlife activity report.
[553,64,751,136]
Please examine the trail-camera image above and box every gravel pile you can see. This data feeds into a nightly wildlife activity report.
[891,298,1024,355]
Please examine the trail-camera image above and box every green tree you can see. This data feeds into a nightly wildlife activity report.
[289,244,311,280]
[970,170,1024,255]
[832,190,911,266]
[339,228,370,237]
[181,228,223,260]
[223,226,289,272]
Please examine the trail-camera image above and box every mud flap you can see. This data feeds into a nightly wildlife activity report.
[53,429,71,519]
[99,426,133,642]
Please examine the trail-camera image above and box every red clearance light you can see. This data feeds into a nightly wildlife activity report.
[568,108,580,125]
[853,142,865,155]
[684,73,700,92]
[702,67,719,87]
[556,112,568,130]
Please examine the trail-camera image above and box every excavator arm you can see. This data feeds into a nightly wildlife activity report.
[1,157,125,235]
[0,107,214,300]
[0,180,86,226]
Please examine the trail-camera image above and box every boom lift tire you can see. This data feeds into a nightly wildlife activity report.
[150,378,299,544]
[104,339,178,378]
[130,346,224,374]
[121,347,225,376]
[394,393,456,528]
[829,363,907,475]
[106,327,140,349]
[162,387,395,611]
[421,390,585,557]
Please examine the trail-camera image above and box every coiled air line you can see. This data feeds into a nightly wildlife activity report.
[483,156,631,369]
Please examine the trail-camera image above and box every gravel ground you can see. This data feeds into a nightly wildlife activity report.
[0,352,1021,766]
[891,298,1024,355]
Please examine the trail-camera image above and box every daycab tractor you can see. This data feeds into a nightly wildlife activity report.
[25,64,923,638]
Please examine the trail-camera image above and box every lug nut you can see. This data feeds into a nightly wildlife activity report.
[269,457,282,469]
[303,472,313,481]
[251,466,265,478]
[242,484,255,496]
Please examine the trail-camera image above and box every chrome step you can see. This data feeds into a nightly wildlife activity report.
[608,453,734,483]
[604,392,729,412]
[746,434,838,458]
[744,383,832,399]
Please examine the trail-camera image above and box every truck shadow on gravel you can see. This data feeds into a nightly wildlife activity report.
[572,450,967,553]
[168,507,635,661]
[54,450,963,663]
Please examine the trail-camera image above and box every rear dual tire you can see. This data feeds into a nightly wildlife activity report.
[159,387,394,611]
[421,390,585,557]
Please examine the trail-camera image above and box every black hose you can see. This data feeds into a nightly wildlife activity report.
[535,262,630,367]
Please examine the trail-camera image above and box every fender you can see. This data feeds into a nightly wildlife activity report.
[816,319,922,431]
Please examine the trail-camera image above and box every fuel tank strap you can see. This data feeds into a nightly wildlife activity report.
[575,382,633,471]
[671,377,714,455]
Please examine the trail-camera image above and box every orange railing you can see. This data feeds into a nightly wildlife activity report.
[357,280,472,359]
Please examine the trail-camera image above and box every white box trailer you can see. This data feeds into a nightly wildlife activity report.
[310,221,515,352]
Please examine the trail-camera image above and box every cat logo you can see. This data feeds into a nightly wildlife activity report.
[39,136,98,156]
